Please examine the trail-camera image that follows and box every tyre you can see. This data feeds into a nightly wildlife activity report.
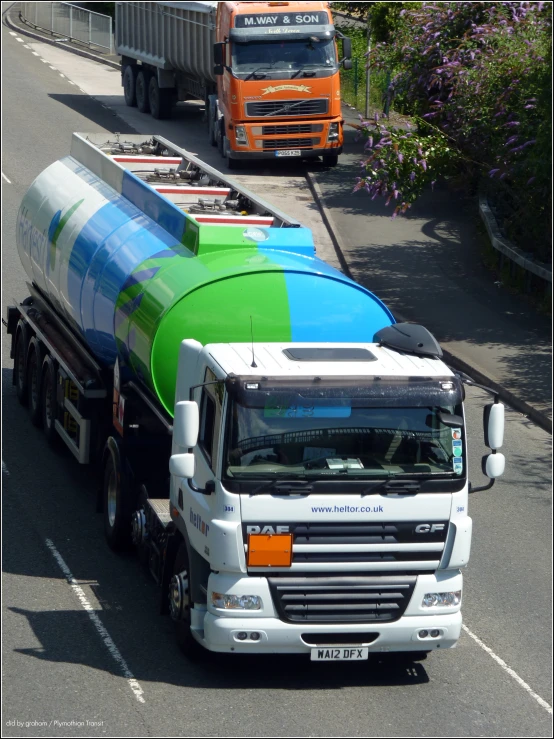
[13,326,29,406]
[224,137,241,170]
[136,69,150,114]
[103,444,133,551]
[170,541,204,659]
[216,118,224,156]
[123,65,137,107]
[208,107,217,147]
[41,355,60,448]
[148,76,173,119]
[26,338,43,427]
[322,154,339,167]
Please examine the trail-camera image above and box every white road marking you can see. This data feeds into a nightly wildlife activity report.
[9,31,17,36]
[16,37,24,42]
[2,172,12,184]
[59,74,65,78]
[23,44,31,49]
[41,59,48,63]
[2,460,10,475]
[462,624,552,714]
[68,80,75,85]
[45,538,146,704]
[32,51,39,56]
[49,65,57,70]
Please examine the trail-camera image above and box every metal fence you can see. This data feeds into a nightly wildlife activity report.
[340,59,391,118]
[20,2,113,53]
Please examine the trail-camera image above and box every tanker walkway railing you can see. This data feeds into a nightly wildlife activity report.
[19,2,113,54]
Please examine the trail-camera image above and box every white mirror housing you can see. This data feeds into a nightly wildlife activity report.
[484,402,504,449]
[173,400,199,448]
[169,452,196,479]
[483,452,505,479]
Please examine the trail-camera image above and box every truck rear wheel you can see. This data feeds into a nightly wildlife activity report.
[26,338,44,427]
[123,65,137,107]
[41,355,60,447]
[170,541,204,660]
[136,70,150,114]
[14,326,29,406]
[103,444,133,551]
[148,76,173,120]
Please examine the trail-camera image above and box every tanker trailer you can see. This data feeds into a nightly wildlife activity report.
[8,132,394,549]
[7,134,506,658]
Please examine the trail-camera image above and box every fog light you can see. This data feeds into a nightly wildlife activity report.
[236,632,248,641]
[430,630,440,637]
[422,590,461,607]
[212,592,262,610]
[250,632,260,641]
[327,122,339,141]
[419,630,429,638]
[235,125,248,145]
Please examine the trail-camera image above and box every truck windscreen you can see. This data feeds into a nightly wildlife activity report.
[224,397,465,481]
[232,38,337,74]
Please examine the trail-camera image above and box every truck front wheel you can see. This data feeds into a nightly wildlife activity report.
[123,65,137,107]
[136,70,150,114]
[322,154,339,167]
[170,542,204,659]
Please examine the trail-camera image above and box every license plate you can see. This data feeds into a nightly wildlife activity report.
[275,150,302,157]
[311,646,369,661]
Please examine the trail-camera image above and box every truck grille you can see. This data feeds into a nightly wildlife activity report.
[261,124,323,135]
[268,575,417,623]
[243,520,449,572]
[262,138,319,150]
[246,99,329,117]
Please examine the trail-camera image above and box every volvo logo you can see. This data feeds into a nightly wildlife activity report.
[415,523,446,533]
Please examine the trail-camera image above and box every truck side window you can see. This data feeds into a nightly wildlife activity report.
[198,368,223,473]
[199,391,216,461]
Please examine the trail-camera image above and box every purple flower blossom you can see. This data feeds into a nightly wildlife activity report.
[397,152,404,163]
[410,171,416,181]
[489,168,500,177]
[527,176,536,185]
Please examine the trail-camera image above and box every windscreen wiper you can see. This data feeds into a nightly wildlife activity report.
[244,67,270,81]
[290,68,317,79]
[250,479,313,496]
[361,478,421,496]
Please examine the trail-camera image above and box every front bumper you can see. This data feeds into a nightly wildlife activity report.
[200,611,462,654]
[228,146,343,161]
[193,571,464,654]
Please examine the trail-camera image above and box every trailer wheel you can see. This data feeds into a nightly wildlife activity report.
[216,118,224,156]
[148,76,173,120]
[136,70,150,114]
[123,65,137,107]
[170,541,204,660]
[322,154,339,167]
[41,355,60,448]
[208,108,217,147]
[14,326,29,406]
[26,338,44,427]
[103,444,132,551]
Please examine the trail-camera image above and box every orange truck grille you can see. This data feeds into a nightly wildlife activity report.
[245,99,329,116]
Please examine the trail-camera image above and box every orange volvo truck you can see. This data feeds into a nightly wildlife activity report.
[116,2,352,167]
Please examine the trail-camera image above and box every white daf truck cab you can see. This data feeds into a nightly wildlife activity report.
[148,323,505,661]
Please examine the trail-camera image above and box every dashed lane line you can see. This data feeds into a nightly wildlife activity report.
[462,624,552,714]
[45,538,146,704]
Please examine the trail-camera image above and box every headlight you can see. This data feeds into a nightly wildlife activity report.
[235,125,248,145]
[211,592,262,610]
[327,122,339,141]
[422,591,462,607]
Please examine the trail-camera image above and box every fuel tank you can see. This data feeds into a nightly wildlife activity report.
[16,139,394,415]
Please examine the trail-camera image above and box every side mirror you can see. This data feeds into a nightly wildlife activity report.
[483,402,504,449]
[343,59,353,70]
[169,452,195,479]
[482,452,505,479]
[342,37,352,59]
[173,400,199,448]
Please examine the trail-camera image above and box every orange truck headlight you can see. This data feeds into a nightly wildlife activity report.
[247,533,293,567]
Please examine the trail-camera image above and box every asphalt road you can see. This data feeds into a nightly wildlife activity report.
[1,19,552,738]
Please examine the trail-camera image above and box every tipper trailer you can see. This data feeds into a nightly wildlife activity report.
[116,1,352,167]
[7,132,506,661]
